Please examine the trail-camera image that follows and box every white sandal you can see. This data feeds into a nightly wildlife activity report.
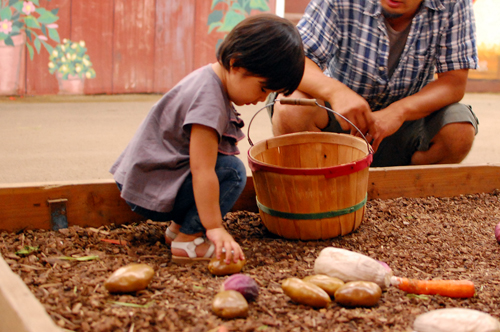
[171,237,215,264]
[164,227,178,245]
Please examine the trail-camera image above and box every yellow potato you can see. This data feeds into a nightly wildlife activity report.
[282,277,331,308]
[334,281,381,307]
[212,290,248,319]
[208,253,246,276]
[303,274,345,297]
[104,263,155,293]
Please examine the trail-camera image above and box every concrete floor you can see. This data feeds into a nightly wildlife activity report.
[0,93,499,184]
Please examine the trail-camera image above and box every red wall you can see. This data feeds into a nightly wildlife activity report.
[4,0,276,96]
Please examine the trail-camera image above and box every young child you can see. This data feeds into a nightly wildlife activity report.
[110,14,305,264]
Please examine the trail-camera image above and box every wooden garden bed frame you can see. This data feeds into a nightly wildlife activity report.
[1,164,499,332]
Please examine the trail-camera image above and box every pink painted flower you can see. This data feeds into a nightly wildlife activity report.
[22,1,36,15]
[46,24,59,29]
[0,19,13,34]
[38,35,48,41]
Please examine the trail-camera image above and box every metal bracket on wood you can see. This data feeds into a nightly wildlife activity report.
[47,198,68,230]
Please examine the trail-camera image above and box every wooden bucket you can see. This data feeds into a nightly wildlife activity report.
[248,131,372,240]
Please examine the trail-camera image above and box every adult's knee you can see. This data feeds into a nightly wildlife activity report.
[444,122,475,160]
[429,122,475,164]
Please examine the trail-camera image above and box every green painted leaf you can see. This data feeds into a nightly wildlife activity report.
[48,27,59,43]
[237,0,250,7]
[250,0,269,12]
[36,8,58,24]
[41,39,53,53]
[218,10,245,32]
[34,37,41,53]
[8,0,20,6]
[211,0,226,10]
[25,29,32,41]
[26,43,34,60]
[3,35,14,45]
[243,3,252,15]
[36,8,58,23]
[12,2,23,13]
[0,7,12,20]
[208,21,222,34]
[24,16,40,28]
[31,0,40,5]
[207,10,223,26]
[229,2,244,14]
[51,8,59,15]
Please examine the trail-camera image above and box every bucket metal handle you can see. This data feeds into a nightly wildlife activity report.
[247,98,375,155]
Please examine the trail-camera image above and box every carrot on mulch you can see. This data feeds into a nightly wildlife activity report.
[100,239,128,246]
[390,276,475,298]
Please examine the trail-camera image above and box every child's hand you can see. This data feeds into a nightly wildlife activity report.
[206,227,245,264]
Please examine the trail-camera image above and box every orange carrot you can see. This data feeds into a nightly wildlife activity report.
[391,276,475,298]
[100,238,128,246]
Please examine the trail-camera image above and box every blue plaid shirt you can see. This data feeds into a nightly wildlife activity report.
[297,0,478,111]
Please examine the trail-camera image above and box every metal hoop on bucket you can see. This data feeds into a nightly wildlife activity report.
[247,97,374,156]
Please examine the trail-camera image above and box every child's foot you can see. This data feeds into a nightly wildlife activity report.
[171,233,215,264]
[164,222,181,246]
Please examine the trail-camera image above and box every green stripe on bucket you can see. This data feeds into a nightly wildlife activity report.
[256,195,367,220]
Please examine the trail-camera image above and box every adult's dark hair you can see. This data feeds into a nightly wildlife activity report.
[216,13,305,96]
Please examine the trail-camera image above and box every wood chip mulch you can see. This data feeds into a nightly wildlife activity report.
[1,190,500,332]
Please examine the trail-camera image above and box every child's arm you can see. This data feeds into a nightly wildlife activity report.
[189,124,245,263]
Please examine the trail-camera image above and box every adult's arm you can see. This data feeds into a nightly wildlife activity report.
[369,69,469,151]
[297,57,374,135]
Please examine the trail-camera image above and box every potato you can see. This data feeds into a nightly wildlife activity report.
[208,253,246,276]
[104,263,154,293]
[303,274,344,297]
[413,308,500,332]
[334,281,381,307]
[282,277,331,308]
[212,290,248,319]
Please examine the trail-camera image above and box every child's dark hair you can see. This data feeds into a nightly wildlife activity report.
[216,13,305,96]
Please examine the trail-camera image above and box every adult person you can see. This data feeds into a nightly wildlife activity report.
[269,0,479,167]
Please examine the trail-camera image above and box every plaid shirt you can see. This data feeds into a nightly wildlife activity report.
[297,0,478,111]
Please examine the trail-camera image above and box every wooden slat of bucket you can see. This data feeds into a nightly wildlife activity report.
[251,173,279,235]
[264,172,299,238]
[353,167,370,230]
[278,174,306,239]
[337,145,356,235]
[294,175,323,239]
[318,176,342,239]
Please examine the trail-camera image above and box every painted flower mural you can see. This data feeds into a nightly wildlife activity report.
[48,39,96,94]
[0,0,60,59]
[207,0,270,49]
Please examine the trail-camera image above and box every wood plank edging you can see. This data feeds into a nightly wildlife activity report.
[0,255,61,332]
[1,164,500,233]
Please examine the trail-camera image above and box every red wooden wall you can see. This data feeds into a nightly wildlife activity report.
[6,0,275,96]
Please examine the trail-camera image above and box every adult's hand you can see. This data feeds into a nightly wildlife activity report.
[327,83,373,136]
[298,58,374,135]
[366,106,406,152]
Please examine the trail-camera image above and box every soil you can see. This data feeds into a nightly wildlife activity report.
[1,191,500,332]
